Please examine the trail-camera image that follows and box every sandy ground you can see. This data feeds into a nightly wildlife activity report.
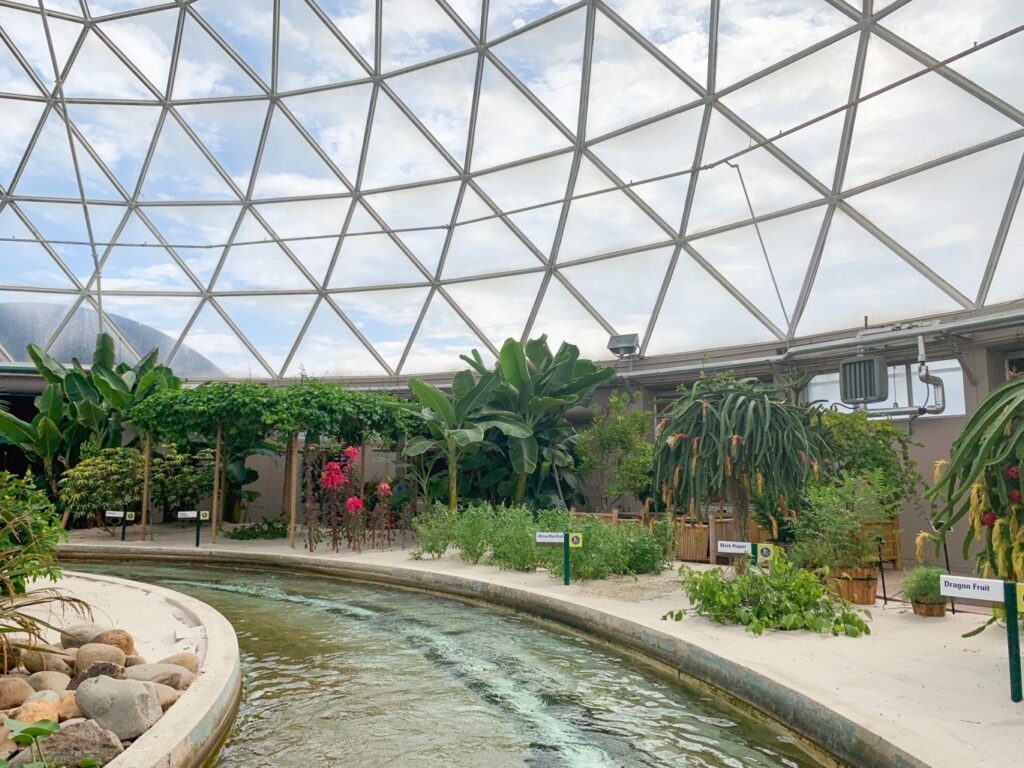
[25,571,205,662]
[68,524,1023,768]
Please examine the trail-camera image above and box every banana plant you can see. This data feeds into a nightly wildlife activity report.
[402,370,530,511]
[0,384,66,501]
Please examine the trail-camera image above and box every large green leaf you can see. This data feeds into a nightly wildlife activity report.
[451,369,475,400]
[508,434,539,475]
[0,411,37,446]
[92,332,116,370]
[408,379,455,426]
[91,365,133,411]
[33,416,62,459]
[404,435,438,456]
[453,371,496,422]
[34,383,63,425]
[63,371,98,404]
[477,413,532,438]
[133,347,160,379]
[450,424,485,447]
[26,344,66,384]
[498,337,533,402]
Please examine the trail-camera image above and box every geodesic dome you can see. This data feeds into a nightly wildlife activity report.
[1,0,1022,379]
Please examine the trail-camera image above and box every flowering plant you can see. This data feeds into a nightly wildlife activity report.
[346,496,364,514]
[321,461,345,491]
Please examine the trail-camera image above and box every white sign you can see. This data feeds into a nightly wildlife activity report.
[536,532,565,545]
[178,510,198,520]
[104,510,124,519]
[940,574,1004,602]
[717,540,752,555]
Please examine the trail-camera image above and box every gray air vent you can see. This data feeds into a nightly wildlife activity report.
[839,356,889,405]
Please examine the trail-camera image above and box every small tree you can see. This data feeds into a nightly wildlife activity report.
[151,445,216,520]
[58,447,143,526]
[577,392,652,511]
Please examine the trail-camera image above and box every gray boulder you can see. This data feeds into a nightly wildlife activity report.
[75,677,161,740]
[124,663,194,690]
[27,671,70,693]
[59,624,107,650]
[70,662,125,690]
[8,718,123,767]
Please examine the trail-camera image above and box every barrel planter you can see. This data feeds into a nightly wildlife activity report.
[828,567,878,605]
[911,601,946,618]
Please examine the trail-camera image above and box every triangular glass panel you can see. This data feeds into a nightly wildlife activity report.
[174,300,270,378]
[844,36,1019,188]
[171,14,263,99]
[73,138,126,202]
[443,188,542,278]
[951,32,1024,113]
[0,99,45,191]
[69,104,161,193]
[402,292,489,373]
[63,29,153,99]
[141,204,242,247]
[361,91,455,188]
[387,53,477,164]
[492,8,585,129]
[252,107,347,198]
[284,84,372,181]
[721,35,858,186]
[86,1,170,14]
[0,7,79,87]
[316,0,376,65]
[645,254,778,356]
[530,277,612,362]
[847,140,1023,299]
[197,0,274,84]
[986,196,1024,306]
[688,110,821,234]
[41,0,82,16]
[177,100,269,193]
[797,211,962,337]
[215,213,313,290]
[558,247,673,338]
[98,8,177,93]
[141,116,237,201]
[277,0,366,90]
[394,229,448,276]
[329,231,427,288]
[255,197,348,284]
[0,290,78,361]
[487,0,565,40]
[332,286,430,371]
[602,0,709,86]
[586,10,699,138]
[217,294,317,374]
[0,206,74,289]
[445,0,483,35]
[285,299,387,377]
[689,206,826,332]
[380,0,474,72]
[363,180,460,231]
[472,61,571,170]
[558,160,670,261]
[715,1,854,87]
[103,295,201,364]
[86,204,128,248]
[443,271,542,347]
[14,110,95,199]
[16,201,89,244]
[0,37,41,95]
[100,212,198,292]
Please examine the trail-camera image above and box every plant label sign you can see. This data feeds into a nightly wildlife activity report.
[939,574,1004,601]
[178,510,199,520]
[104,510,124,519]
[199,510,210,521]
[757,544,777,564]
[536,532,565,545]
[717,540,751,555]
[568,533,583,549]
[126,511,136,522]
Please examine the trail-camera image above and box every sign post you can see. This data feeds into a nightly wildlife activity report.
[105,511,127,542]
[178,510,203,547]
[941,574,1023,702]
[536,532,583,586]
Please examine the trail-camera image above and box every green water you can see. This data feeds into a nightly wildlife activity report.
[85,565,820,767]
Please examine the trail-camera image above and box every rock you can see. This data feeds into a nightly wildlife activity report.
[0,648,19,674]
[0,677,34,709]
[75,644,126,674]
[76,677,161,740]
[142,681,178,710]
[124,655,146,668]
[14,698,59,723]
[157,651,200,676]
[70,662,125,691]
[20,644,71,674]
[90,630,135,656]
[27,671,70,693]
[23,690,59,705]
[56,691,81,721]
[59,624,107,650]
[124,663,193,691]
[8,718,123,767]
[0,727,15,760]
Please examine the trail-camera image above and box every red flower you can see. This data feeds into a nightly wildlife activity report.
[1010,489,1022,504]
[377,482,391,497]
[346,496,364,514]
[343,446,360,461]
[320,461,345,491]
[1007,466,1021,481]
[981,512,997,527]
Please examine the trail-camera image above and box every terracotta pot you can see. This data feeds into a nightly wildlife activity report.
[828,567,878,605]
[911,601,946,618]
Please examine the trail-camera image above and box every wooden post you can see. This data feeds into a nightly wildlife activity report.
[288,434,301,548]
[140,434,152,541]
[281,436,293,518]
[211,423,223,544]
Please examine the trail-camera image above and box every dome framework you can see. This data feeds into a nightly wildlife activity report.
[0,0,1022,379]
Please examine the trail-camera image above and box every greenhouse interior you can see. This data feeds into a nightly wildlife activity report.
[1,0,1023,766]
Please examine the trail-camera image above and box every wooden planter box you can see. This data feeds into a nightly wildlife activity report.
[911,601,946,618]
[828,567,878,605]
[864,518,902,569]
[675,519,709,562]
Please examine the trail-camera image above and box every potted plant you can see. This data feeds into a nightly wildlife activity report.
[903,566,947,617]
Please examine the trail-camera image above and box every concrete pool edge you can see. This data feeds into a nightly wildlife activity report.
[60,544,924,768]
[64,571,243,768]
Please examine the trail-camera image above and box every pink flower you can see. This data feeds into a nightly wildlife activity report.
[343,446,360,461]
[1007,466,1021,481]
[321,461,345,491]
[1010,489,1022,504]
[377,482,391,497]
[981,512,997,527]
[346,496,364,514]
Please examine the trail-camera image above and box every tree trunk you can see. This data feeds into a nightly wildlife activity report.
[288,434,301,548]
[281,437,292,517]
[140,434,152,541]
[448,455,458,512]
[211,423,223,544]
[514,472,527,504]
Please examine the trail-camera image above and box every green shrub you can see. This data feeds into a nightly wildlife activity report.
[489,505,539,571]
[453,502,494,564]
[412,505,455,559]
[664,557,871,637]
[651,518,676,562]
[223,515,289,540]
[623,524,668,575]
[903,566,946,604]
[0,471,65,591]
[58,447,143,522]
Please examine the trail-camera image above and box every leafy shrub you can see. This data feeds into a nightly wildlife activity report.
[0,472,65,591]
[903,566,945,604]
[623,524,668,575]
[152,445,215,518]
[223,515,289,540]
[664,557,871,637]
[489,505,539,571]
[58,447,143,522]
[412,505,455,559]
[651,518,676,562]
[453,502,494,564]
[545,517,667,580]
